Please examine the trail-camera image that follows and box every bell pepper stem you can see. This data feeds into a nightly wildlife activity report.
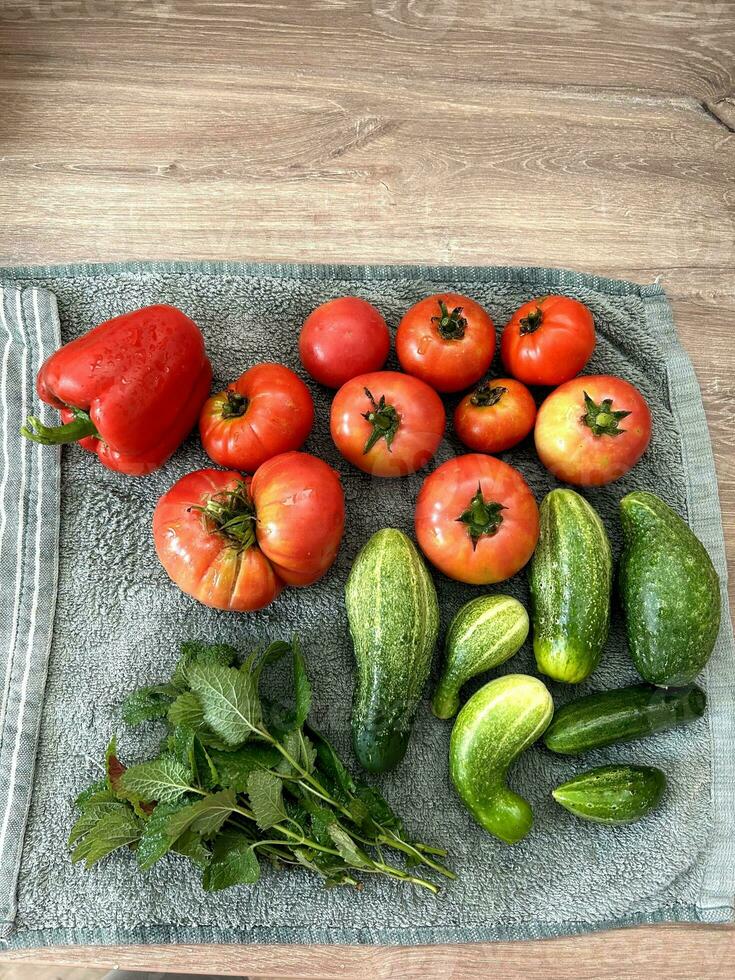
[21,408,98,445]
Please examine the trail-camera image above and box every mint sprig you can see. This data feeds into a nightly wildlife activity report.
[69,638,453,894]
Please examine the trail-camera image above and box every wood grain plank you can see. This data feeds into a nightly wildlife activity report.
[4,925,735,978]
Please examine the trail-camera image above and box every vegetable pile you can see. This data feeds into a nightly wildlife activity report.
[22,286,723,895]
[71,638,453,893]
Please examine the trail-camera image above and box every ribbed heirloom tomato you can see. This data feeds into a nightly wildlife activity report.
[330,371,445,477]
[199,363,314,472]
[415,454,539,585]
[501,295,595,386]
[396,293,495,393]
[153,452,345,611]
[299,296,391,388]
[534,375,652,486]
[454,378,537,454]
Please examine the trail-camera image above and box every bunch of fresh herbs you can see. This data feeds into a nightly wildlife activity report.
[69,638,454,893]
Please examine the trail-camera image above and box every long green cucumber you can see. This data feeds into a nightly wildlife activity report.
[619,491,721,687]
[432,595,529,719]
[544,683,706,754]
[552,764,666,824]
[449,674,553,844]
[530,489,612,684]
[346,528,439,773]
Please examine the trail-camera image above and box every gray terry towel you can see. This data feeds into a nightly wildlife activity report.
[0,262,732,949]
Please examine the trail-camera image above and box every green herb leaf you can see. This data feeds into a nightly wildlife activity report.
[202,830,261,890]
[168,725,196,771]
[188,663,262,747]
[278,729,317,777]
[74,778,110,811]
[291,638,311,729]
[192,737,220,790]
[208,744,281,793]
[166,789,237,840]
[122,683,179,726]
[168,692,205,729]
[247,769,286,830]
[136,799,192,871]
[72,808,142,868]
[120,754,193,804]
[68,801,126,847]
[245,640,292,687]
[327,824,374,870]
[173,641,238,689]
[173,830,211,868]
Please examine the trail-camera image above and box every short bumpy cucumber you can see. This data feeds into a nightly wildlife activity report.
[530,489,612,683]
[619,491,721,687]
[552,764,666,825]
[432,595,529,719]
[544,683,706,754]
[346,528,439,773]
[449,674,554,844]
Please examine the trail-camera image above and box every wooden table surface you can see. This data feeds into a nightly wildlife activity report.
[1,1,733,977]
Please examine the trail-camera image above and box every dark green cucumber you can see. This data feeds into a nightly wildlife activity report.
[544,683,706,754]
[552,764,666,825]
[432,595,529,719]
[346,528,439,773]
[530,489,612,683]
[619,491,721,687]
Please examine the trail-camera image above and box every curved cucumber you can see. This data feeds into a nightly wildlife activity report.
[619,491,721,687]
[530,489,612,683]
[544,683,706,754]
[346,528,439,773]
[449,674,553,844]
[432,595,529,719]
[552,764,666,825]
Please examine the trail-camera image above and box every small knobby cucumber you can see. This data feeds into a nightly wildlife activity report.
[544,682,707,755]
[619,491,721,687]
[530,489,612,684]
[346,528,439,773]
[432,595,529,719]
[449,674,554,845]
[552,764,666,825]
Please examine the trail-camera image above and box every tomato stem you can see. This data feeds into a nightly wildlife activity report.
[192,481,257,550]
[221,390,248,419]
[431,300,467,340]
[361,388,400,455]
[581,392,631,437]
[456,483,506,549]
[519,306,544,335]
[470,382,507,408]
[21,407,99,445]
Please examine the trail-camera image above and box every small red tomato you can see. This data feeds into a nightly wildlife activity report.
[396,293,495,393]
[454,378,536,454]
[199,363,313,472]
[330,370,445,477]
[299,297,390,388]
[415,454,539,585]
[501,295,595,386]
[534,375,652,486]
[153,453,345,611]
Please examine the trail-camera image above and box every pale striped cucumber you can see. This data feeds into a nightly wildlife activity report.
[450,674,554,844]
[346,528,439,773]
[432,595,529,719]
[530,489,612,683]
[552,764,666,825]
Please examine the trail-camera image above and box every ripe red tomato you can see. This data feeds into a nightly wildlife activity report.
[501,295,595,386]
[330,371,445,477]
[396,293,495,393]
[299,296,390,388]
[454,378,536,454]
[415,454,539,585]
[153,453,345,611]
[199,363,314,472]
[534,375,652,486]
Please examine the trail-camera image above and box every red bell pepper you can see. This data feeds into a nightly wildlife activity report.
[22,304,212,476]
